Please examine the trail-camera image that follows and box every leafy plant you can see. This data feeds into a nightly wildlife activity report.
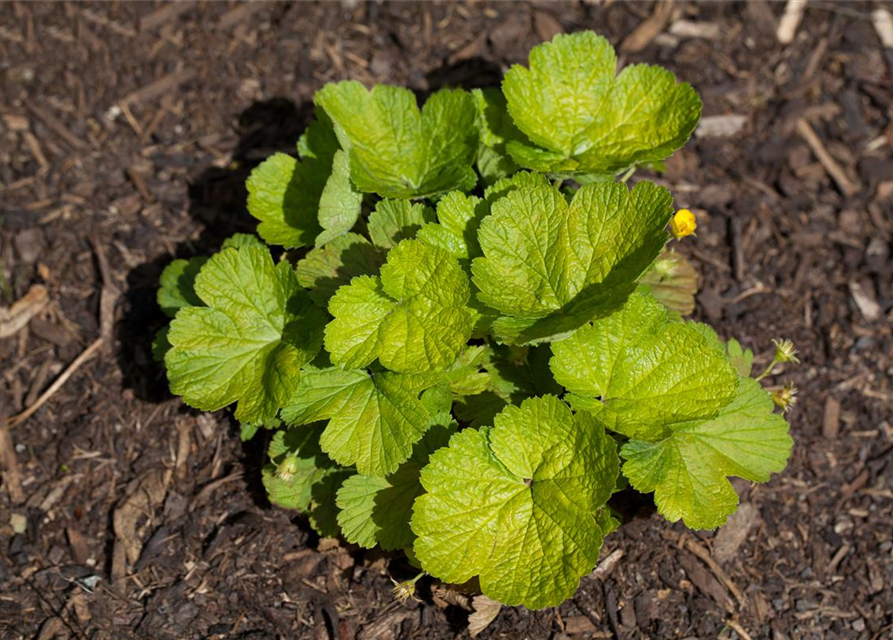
[155,32,794,609]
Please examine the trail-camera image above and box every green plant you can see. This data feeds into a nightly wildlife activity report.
[154,31,794,609]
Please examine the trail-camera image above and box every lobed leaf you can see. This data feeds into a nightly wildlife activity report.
[157,257,207,318]
[412,395,619,609]
[502,31,702,176]
[281,367,438,476]
[246,116,362,249]
[621,377,793,529]
[316,82,478,198]
[325,239,474,373]
[550,291,739,440]
[472,179,673,344]
[165,246,324,424]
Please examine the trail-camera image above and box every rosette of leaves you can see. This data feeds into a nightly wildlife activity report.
[154,31,792,610]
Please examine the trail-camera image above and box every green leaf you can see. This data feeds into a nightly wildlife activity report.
[296,232,385,307]
[263,424,330,511]
[472,179,673,344]
[550,291,739,440]
[368,199,434,250]
[337,417,456,550]
[482,170,549,200]
[240,422,260,442]
[246,117,340,248]
[165,246,325,424]
[472,88,522,184]
[221,233,266,250]
[502,32,702,175]
[325,239,474,373]
[726,338,754,377]
[157,257,207,318]
[151,326,171,362]
[315,150,364,246]
[315,82,478,198]
[412,395,619,609]
[444,345,492,397]
[417,191,488,264]
[281,367,436,476]
[262,423,354,538]
[309,468,355,538]
[621,377,793,529]
[638,250,699,316]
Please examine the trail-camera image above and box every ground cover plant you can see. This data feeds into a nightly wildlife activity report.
[153,31,795,610]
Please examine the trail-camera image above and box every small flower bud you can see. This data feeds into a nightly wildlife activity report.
[771,338,800,364]
[771,383,798,413]
[276,455,301,481]
[670,209,697,239]
[391,576,423,603]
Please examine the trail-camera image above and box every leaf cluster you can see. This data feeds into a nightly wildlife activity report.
[155,32,792,609]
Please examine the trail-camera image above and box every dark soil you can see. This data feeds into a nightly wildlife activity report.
[1,2,892,639]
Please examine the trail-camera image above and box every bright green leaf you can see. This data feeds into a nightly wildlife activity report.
[246,117,340,248]
[157,257,207,318]
[472,180,673,344]
[368,199,434,250]
[281,367,436,476]
[412,395,619,609]
[550,291,738,440]
[315,82,478,198]
[296,232,384,307]
[621,377,793,529]
[325,239,474,373]
[502,31,702,175]
[165,247,324,424]
[222,233,266,250]
[315,150,364,246]
[417,191,488,264]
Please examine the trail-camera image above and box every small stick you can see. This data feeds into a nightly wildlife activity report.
[682,536,747,609]
[0,413,24,504]
[796,119,860,197]
[777,0,807,44]
[139,1,196,32]
[7,337,103,429]
[118,100,143,138]
[725,619,755,640]
[26,101,88,150]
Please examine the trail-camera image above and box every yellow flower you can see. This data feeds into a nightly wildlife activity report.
[670,208,697,239]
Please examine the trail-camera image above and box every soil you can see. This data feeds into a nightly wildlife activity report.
[1,2,892,639]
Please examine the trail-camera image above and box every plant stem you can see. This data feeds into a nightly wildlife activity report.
[755,358,779,381]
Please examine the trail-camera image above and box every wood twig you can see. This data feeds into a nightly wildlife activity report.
[682,535,747,609]
[796,119,860,197]
[6,338,104,429]
[777,0,807,44]
[0,413,24,504]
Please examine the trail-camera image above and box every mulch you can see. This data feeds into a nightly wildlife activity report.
[1,2,891,639]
